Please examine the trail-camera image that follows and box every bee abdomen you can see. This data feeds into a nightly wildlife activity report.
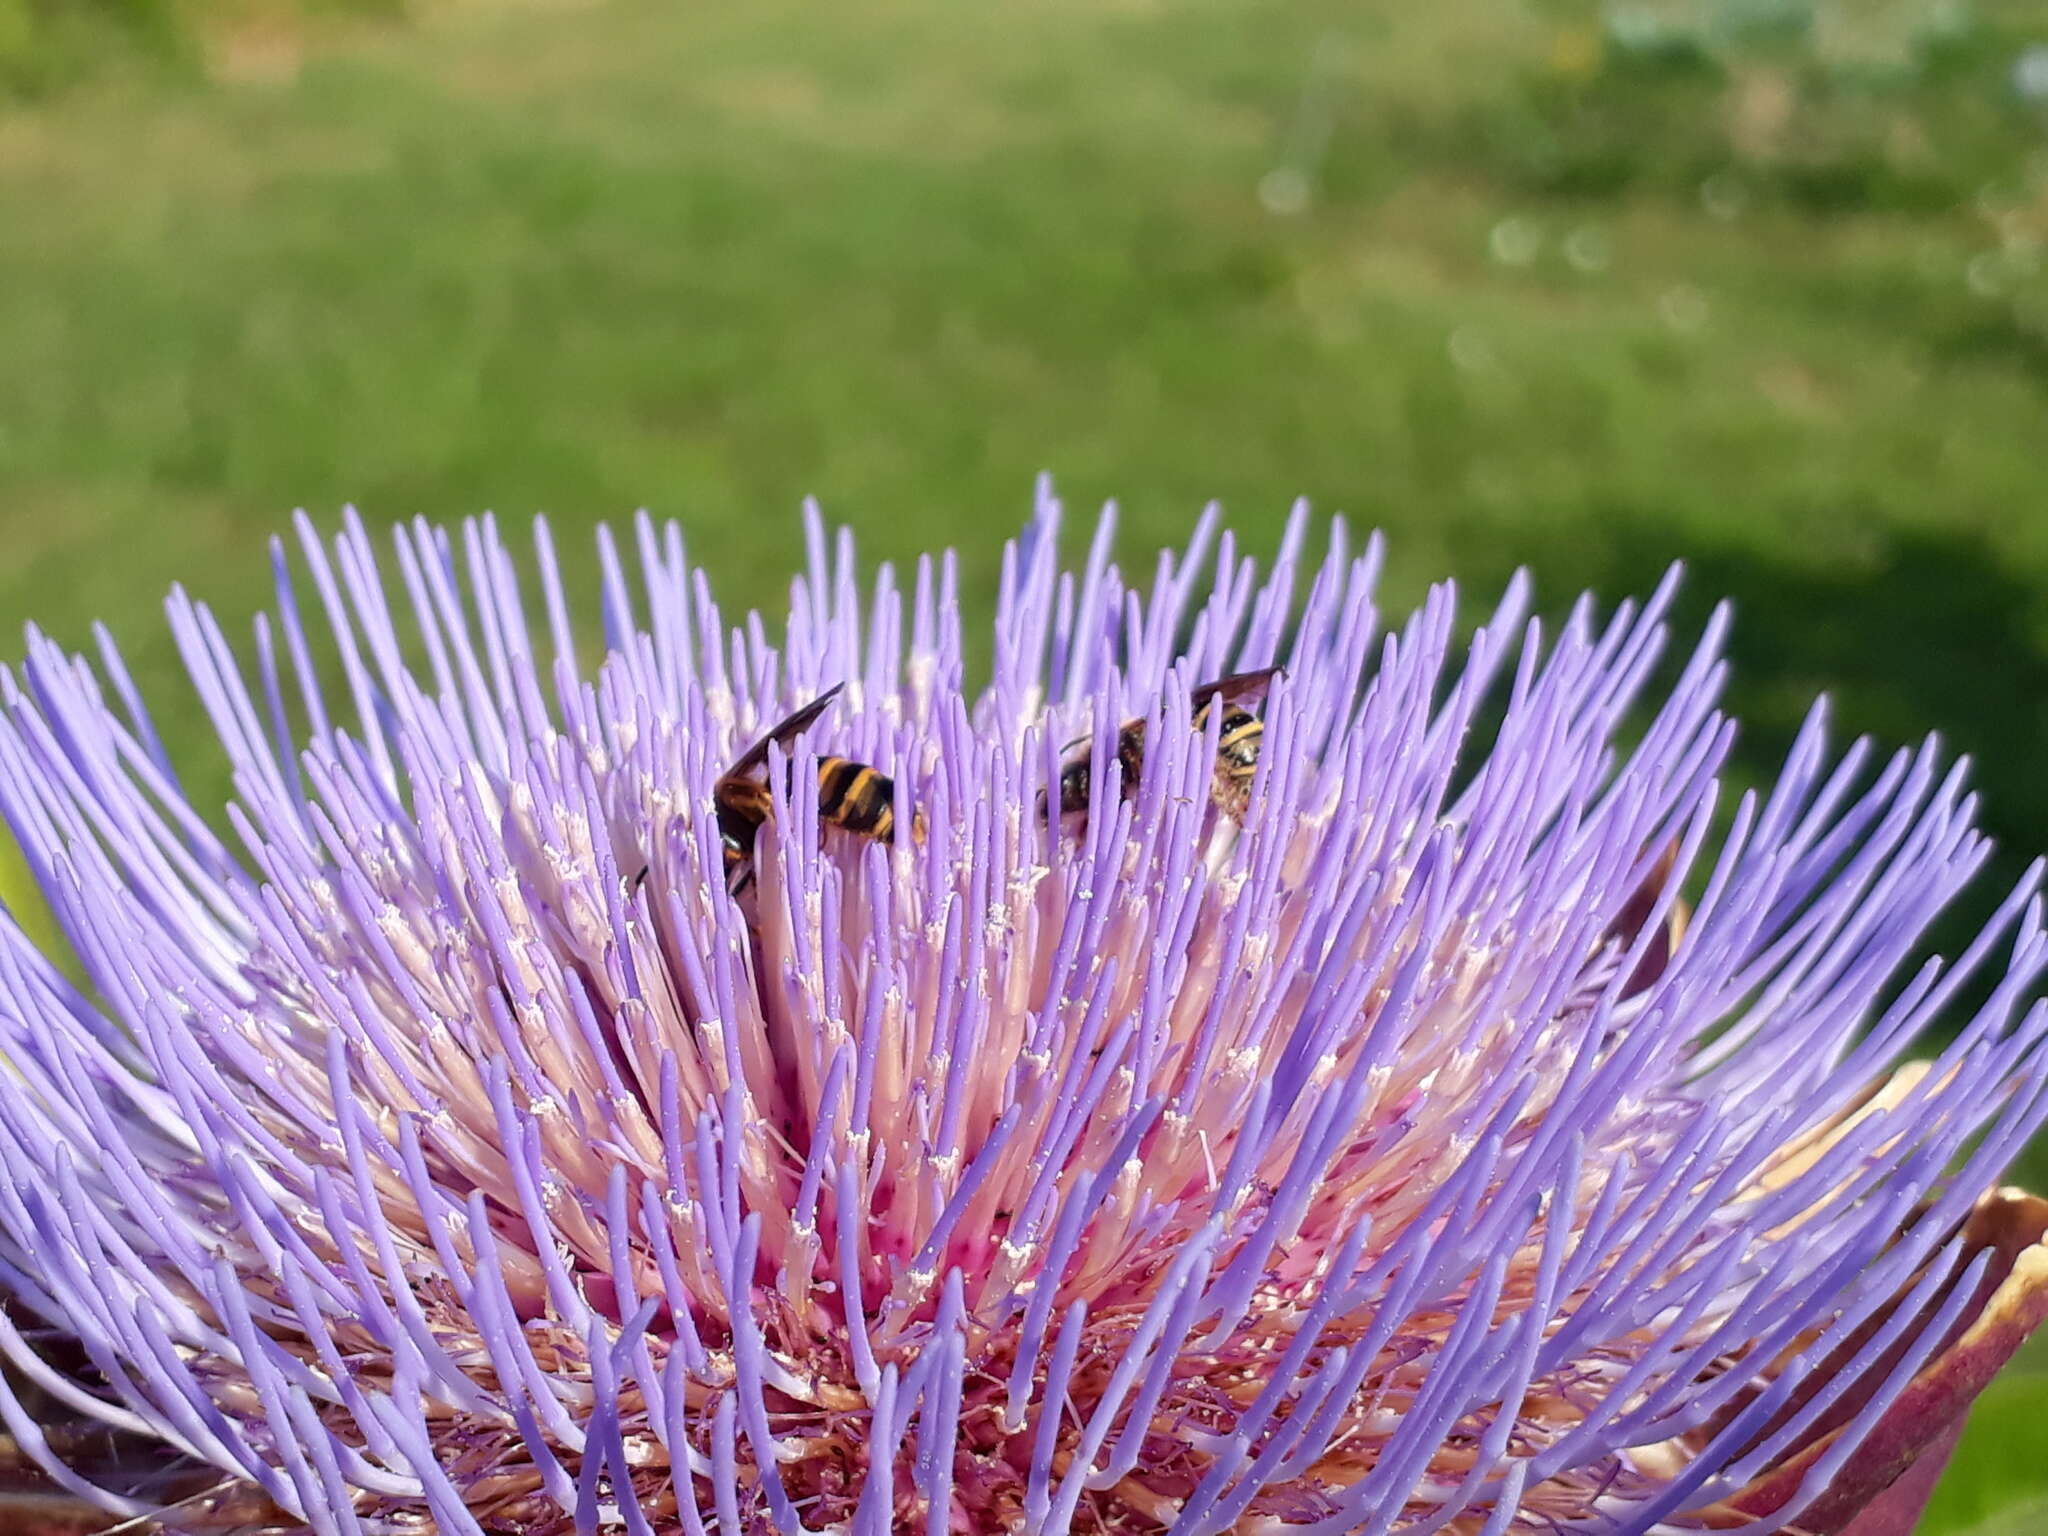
[817,757,897,839]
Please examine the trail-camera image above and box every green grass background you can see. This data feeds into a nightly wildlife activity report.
[3,0,2048,1526]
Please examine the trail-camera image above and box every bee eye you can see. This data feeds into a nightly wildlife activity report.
[1057,762,1091,816]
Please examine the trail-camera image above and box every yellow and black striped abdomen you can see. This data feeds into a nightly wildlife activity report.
[816,756,898,841]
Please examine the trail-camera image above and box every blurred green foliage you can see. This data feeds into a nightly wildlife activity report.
[1928,1362,2048,1532]
[0,0,183,94]
[1,0,2048,1523]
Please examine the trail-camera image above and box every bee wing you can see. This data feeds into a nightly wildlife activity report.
[724,683,846,781]
[1608,840,1690,1000]
[1188,666,1284,713]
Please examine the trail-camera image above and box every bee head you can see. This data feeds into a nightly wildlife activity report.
[1055,758,1092,818]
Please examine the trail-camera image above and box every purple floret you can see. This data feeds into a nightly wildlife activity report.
[0,482,2041,1534]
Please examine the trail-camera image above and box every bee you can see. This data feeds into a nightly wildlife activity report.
[713,684,915,894]
[1607,839,1691,1001]
[1048,667,1283,824]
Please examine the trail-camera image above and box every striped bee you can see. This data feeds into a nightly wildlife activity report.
[713,684,914,894]
[1049,667,1283,824]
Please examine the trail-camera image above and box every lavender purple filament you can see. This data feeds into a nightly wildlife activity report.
[0,484,2041,1533]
